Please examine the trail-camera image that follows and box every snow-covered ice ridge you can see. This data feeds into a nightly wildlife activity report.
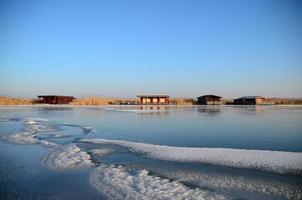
[3,131,60,147]
[42,145,94,170]
[2,118,94,145]
[157,168,302,199]
[2,119,60,144]
[1,117,94,170]
[81,139,302,174]
[90,164,227,200]
[4,131,38,144]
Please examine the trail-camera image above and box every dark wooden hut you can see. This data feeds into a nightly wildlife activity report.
[197,95,222,105]
[37,95,75,104]
[234,96,265,105]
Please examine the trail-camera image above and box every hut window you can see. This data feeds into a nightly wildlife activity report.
[160,98,166,103]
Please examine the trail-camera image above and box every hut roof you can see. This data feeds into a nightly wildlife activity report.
[197,95,222,99]
[236,96,265,100]
[137,95,169,97]
[38,95,75,99]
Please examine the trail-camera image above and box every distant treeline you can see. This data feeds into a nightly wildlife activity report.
[1,96,302,105]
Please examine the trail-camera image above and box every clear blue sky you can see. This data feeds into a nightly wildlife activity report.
[1,0,301,98]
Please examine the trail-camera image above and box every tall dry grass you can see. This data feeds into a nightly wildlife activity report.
[70,97,138,105]
[266,98,302,105]
[0,96,33,105]
[170,98,194,105]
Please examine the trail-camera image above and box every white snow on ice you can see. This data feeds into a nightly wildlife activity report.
[39,140,60,148]
[23,117,49,122]
[2,118,60,144]
[24,124,58,133]
[3,132,60,147]
[3,131,37,144]
[90,164,227,200]
[81,139,302,174]
[0,117,48,123]
[24,120,38,125]
[42,145,93,170]
[90,148,116,156]
[156,168,302,199]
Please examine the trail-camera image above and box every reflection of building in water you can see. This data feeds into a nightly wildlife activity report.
[239,105,265,112]
[232,104,266,113]
[137,95,169,105]
[197,106,221,115]
[197,95,222,105]
[234,96,265,105]
[139,106,169,111]
[254,106,265,112]
[138,106,169,115]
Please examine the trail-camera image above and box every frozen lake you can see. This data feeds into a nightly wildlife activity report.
[0,105,302,200]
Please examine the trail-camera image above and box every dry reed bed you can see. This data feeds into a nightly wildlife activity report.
[0,96,33,105]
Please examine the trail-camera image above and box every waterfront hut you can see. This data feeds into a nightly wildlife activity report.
[234,96,265,105]
[37,95,76,104]
[197,95,222,105]
[137,95,169,105]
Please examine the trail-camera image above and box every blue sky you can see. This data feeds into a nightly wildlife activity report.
[1,0,301,98]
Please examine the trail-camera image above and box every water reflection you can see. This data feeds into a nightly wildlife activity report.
[138,106,169,115]
[197,106,221,115]
[232,105,265,114]
[139,105,168,111]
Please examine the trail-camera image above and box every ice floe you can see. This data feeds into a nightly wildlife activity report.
[3,131,38,144]
[2,131,61,146]
[1,117,95,149]
[39,140,60,148]
[23,117,49,122]
[3,125,61,145]
[22,117,57,133]
[81,139,302,174]
[90,164,227,200]
[7,117,49,123]
[24,124,59,133]
[42,145,93,170]
[24,120,38,125]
